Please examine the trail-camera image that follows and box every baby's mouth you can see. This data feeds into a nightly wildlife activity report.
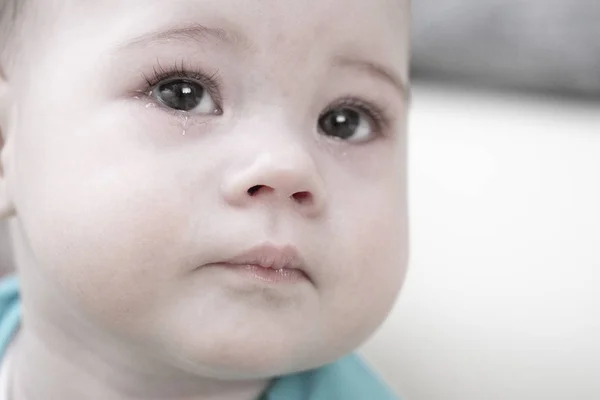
[205,243,311,284]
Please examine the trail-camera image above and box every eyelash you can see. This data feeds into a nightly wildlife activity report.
[141,60,224,106]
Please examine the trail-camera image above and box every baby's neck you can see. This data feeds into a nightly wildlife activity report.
[9,326,269,400]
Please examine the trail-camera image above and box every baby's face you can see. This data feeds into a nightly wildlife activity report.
[5,0,409,377]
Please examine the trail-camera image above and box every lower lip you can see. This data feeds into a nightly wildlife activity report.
[216,264,308,284]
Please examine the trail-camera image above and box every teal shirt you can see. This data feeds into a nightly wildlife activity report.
[0,276,399,399]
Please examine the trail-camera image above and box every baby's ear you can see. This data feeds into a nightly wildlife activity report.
[0,71,16,219]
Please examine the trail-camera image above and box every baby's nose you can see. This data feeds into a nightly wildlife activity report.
[221,148,326,217]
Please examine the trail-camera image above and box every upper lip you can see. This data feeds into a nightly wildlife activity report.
[221,243,306,271]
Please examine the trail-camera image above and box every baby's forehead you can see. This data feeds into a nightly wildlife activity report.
[31,0,408,63]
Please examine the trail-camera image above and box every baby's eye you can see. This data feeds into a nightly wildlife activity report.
[152,78,220,114]
[318,106,376,143]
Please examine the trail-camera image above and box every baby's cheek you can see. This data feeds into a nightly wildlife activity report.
[19,161,190,330]
[322,183,407,349]
[12,106,199,324]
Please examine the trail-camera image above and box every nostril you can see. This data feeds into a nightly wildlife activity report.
[292,191,312,204]
[247,186,313,204]
[247,185,264,196]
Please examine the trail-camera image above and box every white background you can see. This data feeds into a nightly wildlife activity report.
[362,83,600,400]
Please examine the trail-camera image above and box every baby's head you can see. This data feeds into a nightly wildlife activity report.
[0,0,409,380]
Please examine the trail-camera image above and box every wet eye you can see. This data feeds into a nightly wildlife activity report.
[152,78,220,114]
[318,106,375,142]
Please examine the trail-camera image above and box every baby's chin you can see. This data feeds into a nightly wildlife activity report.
[147,297,347,379]
[126,288,382,380]
[168,333,332,380]
[145,320,334,380]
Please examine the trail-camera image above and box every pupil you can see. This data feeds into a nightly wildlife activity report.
[319,108,360,139]
[158,80,204,111]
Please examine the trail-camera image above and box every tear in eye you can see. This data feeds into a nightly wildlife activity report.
[153,78,220,114]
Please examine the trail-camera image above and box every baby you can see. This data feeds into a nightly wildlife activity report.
[0,0,410,399]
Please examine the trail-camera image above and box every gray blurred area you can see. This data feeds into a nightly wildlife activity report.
[0,221,11,276]
[411,0,600,97]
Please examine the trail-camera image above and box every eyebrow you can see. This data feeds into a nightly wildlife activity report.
[117,22,250,51]
[333,56,410,101]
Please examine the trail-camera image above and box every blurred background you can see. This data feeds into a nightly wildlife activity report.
[362,2,600,400]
